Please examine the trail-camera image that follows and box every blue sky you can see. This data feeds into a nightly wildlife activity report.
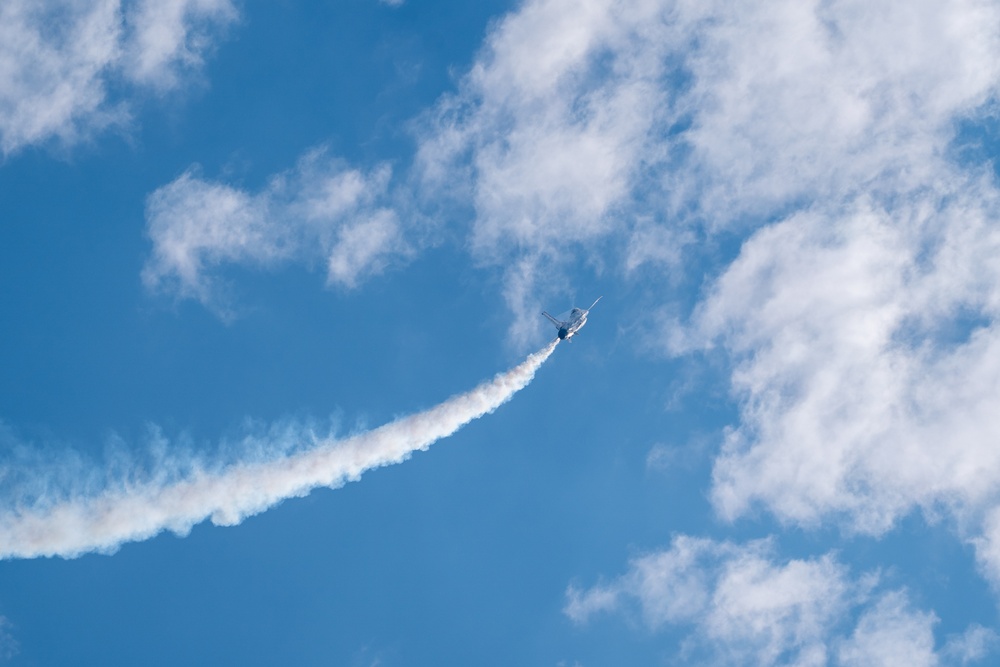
[3,0,1000,664]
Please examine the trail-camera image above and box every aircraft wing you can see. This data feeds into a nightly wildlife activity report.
[541,311,563,329]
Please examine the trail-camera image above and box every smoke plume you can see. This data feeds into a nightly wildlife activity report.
[0,341,558,559]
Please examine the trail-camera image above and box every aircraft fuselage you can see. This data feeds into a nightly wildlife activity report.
[542,297,601,342]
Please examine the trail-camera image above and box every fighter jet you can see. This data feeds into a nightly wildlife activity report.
[542,296,602,342]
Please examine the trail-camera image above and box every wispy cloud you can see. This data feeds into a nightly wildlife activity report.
[567,535,996,665]
[0,0,124,154]
[0,617,17,662]
[0,341,556,559]
[411,0,1000,340]
[123,0,237,91]
[0,0,237,156]
[415,0,677,338]
[142,148,410,312]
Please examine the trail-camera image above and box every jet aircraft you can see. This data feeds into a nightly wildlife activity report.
[542,297,602,341]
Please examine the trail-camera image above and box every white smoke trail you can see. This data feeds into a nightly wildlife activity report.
[0,340,558,559]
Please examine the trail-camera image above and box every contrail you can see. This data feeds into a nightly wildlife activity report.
[0,340,558,559]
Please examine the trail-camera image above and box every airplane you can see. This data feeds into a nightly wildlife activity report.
[542,296,602,342]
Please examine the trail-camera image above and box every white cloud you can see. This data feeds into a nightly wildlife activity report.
[123,0,237,91]
[676,174,1000,597]
[414,0,1000,342]
[125,0,1000,344]
[567,536,853,665]
[969,509,1000,590]
[0,617,16,662]
[326,210,405,289]
[142,149,409,310]
[693,184,1000,536]
[662,0,1000,221]
[567,535,992,666]
[416,0,677,338]
[142,170,282,305]
[942,625,999,665]
[0,0,236,156]
[0,0,124,154]
[837,592,937,667]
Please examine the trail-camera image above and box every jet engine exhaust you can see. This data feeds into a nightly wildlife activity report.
[0,340,559,559]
